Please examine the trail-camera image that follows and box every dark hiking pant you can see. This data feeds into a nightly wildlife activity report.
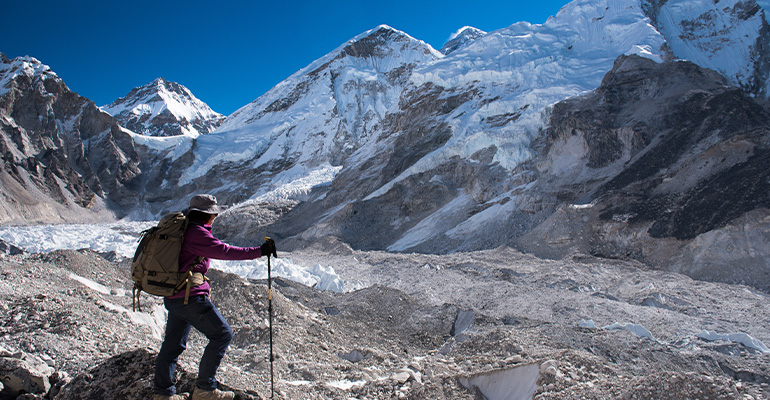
[153,294,233,395]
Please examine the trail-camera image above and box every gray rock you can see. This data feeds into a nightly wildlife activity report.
[0,352,54,396]
[459,363,540,400]
[452,310,475,336]
[337,350,366,363]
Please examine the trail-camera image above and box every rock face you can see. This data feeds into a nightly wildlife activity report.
[518,55,770,290]
[102,77,224,138]
[0,348,55,398]
[0,55,141,224]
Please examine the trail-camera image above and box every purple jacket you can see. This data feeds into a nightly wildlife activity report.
[168,223,262,299]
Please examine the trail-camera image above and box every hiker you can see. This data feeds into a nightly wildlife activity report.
[153,194,277,400]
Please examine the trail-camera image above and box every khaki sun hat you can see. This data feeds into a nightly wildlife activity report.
[186,194,226,215]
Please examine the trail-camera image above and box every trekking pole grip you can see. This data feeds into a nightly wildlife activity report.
[264,236,278,258]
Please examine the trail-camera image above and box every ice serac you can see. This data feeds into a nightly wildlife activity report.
[0,55,140,224]
[641,0,770,98]
[102,77,224,138]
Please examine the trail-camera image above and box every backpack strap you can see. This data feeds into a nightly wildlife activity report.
[175,256,208,305]
[132,285,142,312]
[182,271,211,305]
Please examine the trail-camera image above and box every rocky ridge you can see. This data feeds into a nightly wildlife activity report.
[0,55,140,225]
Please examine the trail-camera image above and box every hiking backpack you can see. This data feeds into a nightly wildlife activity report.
[130,212,206,311]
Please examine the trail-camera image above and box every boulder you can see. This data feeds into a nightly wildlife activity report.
[0,351,54,397]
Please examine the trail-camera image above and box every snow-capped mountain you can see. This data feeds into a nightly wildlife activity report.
[102,77,224,138]
[145,0,670,208]
[252,0,671,247]
[137,25,443,204]
[211,0,767,288]
[439,26,487,55]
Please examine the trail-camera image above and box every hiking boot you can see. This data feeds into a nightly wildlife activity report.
[191,387,235,400]
[153,394,190,400]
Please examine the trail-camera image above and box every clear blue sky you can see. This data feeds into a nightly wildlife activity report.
[2,0,572,115]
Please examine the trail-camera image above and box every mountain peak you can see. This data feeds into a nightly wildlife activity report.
[340,24,440,59]
[440,26,487,55]
[360,24,405,39]
[1,55,57,97]
[102,78,223,138]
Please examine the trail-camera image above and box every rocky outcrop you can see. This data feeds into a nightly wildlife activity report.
[54,348,261,400]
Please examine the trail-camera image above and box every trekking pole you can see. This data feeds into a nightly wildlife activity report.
[264,237,277,399]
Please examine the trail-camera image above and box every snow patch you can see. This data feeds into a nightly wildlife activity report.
[697,330,770,354]
[211,257,346,293]
[579,319,657,341]
[604,322,657,341]
[68,273,126,297]
[228,164,341,206]
[68,272,166,340]
[326,379,367,390]
[127,130,193,160]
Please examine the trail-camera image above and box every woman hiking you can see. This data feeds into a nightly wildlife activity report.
[153,194,276,400]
